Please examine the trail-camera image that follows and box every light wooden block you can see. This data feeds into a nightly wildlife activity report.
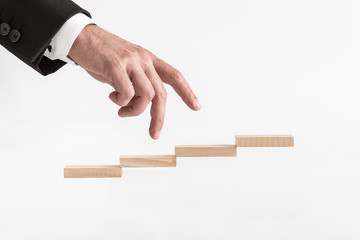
[64,165,123,178]
[235,135,294,147]
[120,155,176,167]
[175,145,237,157]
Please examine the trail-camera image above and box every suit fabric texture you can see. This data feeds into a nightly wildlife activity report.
[0,0,90,75]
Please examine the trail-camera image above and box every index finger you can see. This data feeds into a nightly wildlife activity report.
[153,58,201,111]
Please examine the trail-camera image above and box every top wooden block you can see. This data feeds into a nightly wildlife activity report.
[235,135,294,147]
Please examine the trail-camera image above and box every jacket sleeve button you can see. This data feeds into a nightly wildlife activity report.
[0,23,11,36]
[9,29,21,43]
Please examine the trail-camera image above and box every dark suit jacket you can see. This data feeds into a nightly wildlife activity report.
[0,0,90,75]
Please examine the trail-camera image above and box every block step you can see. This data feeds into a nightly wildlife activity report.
[175,145,237,157]
[120,155,176,167]
[64,165,123,178]
[236,135,294,147]
[64,135,294,178]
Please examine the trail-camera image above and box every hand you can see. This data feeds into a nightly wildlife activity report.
[68,24,201,139]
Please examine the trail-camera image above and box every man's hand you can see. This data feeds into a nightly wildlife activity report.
[68,24,201,139]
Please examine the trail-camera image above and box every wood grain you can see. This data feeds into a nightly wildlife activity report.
[175,145,237,157]
[235,135,294,147]
[120,155,176,167]
[64,165,123,178]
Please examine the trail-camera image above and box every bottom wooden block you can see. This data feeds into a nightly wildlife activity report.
[120,155,176,167]
[64,165,123,178]
[175,145,237,157]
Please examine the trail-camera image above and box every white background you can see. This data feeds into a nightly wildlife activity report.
[1,0,360,239]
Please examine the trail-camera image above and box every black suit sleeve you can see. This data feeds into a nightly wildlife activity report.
[0,0,91,76]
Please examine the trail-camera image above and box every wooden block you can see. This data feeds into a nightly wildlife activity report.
[175,145,237,157]
[64,165,123,178]
[120,155,176,167]
[235,135,294,147]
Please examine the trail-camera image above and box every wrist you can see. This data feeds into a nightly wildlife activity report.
[68,24,96,61]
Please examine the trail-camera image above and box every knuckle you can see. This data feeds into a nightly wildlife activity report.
[122,88,135,100]
[158,89,167,101]
[108,53,122,66]
[149,89,156,99]
[123,48,153,67]
[137,49,154,64]
[144,88,155,100]
[119,48,139,65]
[172,69,184,82]
[122,49,135,62]
[137,47,150,57]
[157,117,165,126]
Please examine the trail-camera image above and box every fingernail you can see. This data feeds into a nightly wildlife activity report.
[194,98,201,110]
[154,131,161,139]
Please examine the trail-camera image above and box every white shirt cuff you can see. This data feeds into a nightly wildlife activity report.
[43,13,95,65]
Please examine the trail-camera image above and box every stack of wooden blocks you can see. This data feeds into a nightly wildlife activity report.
[64,135,294,178]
